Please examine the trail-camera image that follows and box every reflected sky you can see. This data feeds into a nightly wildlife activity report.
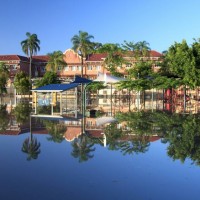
[0,131,200,200]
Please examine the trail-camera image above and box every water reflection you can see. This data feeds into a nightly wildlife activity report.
[116,111,200,166]
[1,103,200,166]
[0,105,10,132]
[71,134,95,163]
[21,135,41,161]
[42,120,66,143]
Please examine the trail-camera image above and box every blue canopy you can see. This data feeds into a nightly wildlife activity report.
[72,75,92,84]
[32,83,79,92]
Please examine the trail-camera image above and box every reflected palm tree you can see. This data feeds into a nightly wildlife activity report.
[120,137,150,155]
[21,116,41,161]
[71,134,95,163]
[22,136,41,161]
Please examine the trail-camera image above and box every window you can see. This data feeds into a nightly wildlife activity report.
[64,66,69,71]
[11,65,17,70]
[126,64,132,68]
[87,66,92,70]
[57,66,62,71]
[78,66,81,71]
[72,66,76,71]
[96,65,101,70]
[103,99,107,103]
[103,90,107,95]
[41,66,45,72]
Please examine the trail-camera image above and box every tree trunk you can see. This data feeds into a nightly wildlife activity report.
[29,55,32,100]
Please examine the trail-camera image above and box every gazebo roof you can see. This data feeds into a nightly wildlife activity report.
[32,83,79,93]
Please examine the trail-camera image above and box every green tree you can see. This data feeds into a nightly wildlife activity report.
[134,41,151,58]
[164,40,200,88]
[122,40,151,59]
[21,32,40,82]
[71,134,95,163]
[104,123,124,151]
[0,62,9,104]
[71,31,94,77]
[42,120,66,143]
[97,43,125,76]
[164,114,200,166]
[13,71,30,95]
[46,50,66,72]
[34,71,60,88]
[13,102,32,124]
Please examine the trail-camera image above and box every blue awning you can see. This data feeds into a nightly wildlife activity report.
[32,83,79,92]
[72,75,92,84]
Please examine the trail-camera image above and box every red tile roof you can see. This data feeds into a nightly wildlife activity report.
[86,50,162,62]
[32,55,49,62]
[86,53,107,61]
[149,50,162,57]
[0,55,28,62]
[0,55,49,63]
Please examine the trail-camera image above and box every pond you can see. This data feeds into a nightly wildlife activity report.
[0,105,200,200]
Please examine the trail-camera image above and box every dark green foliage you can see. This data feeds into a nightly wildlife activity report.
[0,62,9,95]
[35,71,60,88]
[163,39,200,88]
[42,120,66,143]
[13,102,32,124]
[86,82,106,92]
[0,105,10,131]
[14,71,30,94]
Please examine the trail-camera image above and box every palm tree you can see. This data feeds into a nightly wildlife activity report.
[71,31,94,77]
[97,43,124,76]
[21,32,40,83]
[134,40,151,58]
[71,31,94,117]
[46,50,66,72]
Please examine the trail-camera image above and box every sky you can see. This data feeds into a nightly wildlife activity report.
[1,0,200,55]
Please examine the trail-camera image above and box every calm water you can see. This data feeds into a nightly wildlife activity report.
[0,127,200,200]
